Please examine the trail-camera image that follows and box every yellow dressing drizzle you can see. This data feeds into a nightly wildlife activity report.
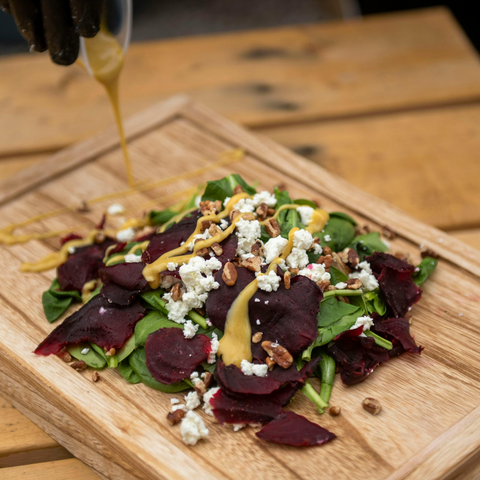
[81,280,98,303]
[105,240,150,266]
[306,209,329,234]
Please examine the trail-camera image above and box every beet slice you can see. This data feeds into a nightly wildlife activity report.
[214,234,238,266]
[365,252,415,275]
[373,315,422,357]
[142,210,202,264]
[211,389,283,425]
[256,412,336,447]
[60,233,82,245]
[34,296,145,356]
[378,267,422,318]
[145,328,211,384]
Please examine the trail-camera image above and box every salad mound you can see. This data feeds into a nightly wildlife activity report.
[33,174,437,447]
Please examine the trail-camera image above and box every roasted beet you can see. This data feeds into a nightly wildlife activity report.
[373,316,422,357]
[99,262,148,305]
[256,412,336,447]
[60,233,82,245]
[34,296,145,356]
[211,389,283,425]
[366,252,415,275]
[145,328,211,384]
[142,210,202,264]
[214,234,238,265]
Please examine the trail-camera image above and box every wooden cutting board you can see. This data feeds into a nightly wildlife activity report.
[1,95,480,480]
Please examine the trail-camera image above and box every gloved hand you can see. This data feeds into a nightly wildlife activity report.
[0,0,104,65]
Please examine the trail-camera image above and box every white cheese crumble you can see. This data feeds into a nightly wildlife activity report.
[335,282,348,289]
[184,391,201,411]
[256,319,261,325]
[203,387,220,416]
[257,270,281,292]
[124,253,142,263]
[235,218,261,260]
[232,424,246,432]
[81,347,90,355]
[223,196,231,207]
[349,261,379,292]
[183,320,199,339]
[219,219,229,230]
[297,206,314,225]
[167,262,178,271]
[350,315,374,337]
[263,236,288,264]
[68,246,76,254]
[180,411,209,446]
[206,318,213,327]
[293,229,314,250]
[171,398,180,405]
[254,298,261,303]
[107,203,125,215]
[324,234,332,242]
[312,243,323,255]
[172,404,186,412]
[188,229,212,251]
[298,263,331,283]
[208,332,219,364]
[233,198,255,213]
[286,247,310,269]
[252,191,277,208]
[240,360,269,377]
[116,228,136,243]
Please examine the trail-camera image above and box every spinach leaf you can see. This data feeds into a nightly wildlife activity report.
[293,198,317,209]
[349,232,388,261]
[316,217,356,252]
[328,266,348,286]
[90,343,118,368]
[140,290,168,314]
[349,290,386,316]
[42,279,82,323]
[201,174,256,202]
[129,348,191,392]
[329,212,357,225]
[318,297,362,327]
[117,334,137,362]
[273,186,293,209]
[201,361,216,374]
[67,343,106,369]
[86,285,102,302]
[413,257,438,286]
[279,208,303,238]
[149,208,178,226]
[118,359,141,384]
[134,311,182,347]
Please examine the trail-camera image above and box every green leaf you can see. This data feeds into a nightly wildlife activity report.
[328,266,348,286]
[329,212,357,226]
[67,343,107,369]
[317,217,356,252]
[129,348,191,392]
[117,334,137,362]
[349,232,389,261]
[318,297,362,327]
[293,198,317,208]
[201,361,216,374]
[273,186,293,209]
[140,290,169,314]
[134,311,182,347]
[118,359,141,384]
[149,208,178,226]
[42,279,82,323]
[86,285,102,302]
[201,174,256,202]
[413,257,438,286]
[364,291,387,316]
[279,208,303,238]
[90,343,118,368]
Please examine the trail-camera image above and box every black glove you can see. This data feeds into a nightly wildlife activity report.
[0,0,105,65]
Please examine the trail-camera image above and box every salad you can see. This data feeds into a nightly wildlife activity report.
[31,174,437,447]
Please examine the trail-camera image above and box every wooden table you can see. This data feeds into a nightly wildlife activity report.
[1,7,480,479]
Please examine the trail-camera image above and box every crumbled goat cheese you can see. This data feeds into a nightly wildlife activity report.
[107,203,125,215]
[257,270,281,292]
[254,298,260,303]
[297,206,314,225]
[208,332,219,364]
[167,262,178,271]
[172,404,186,412]
[116,228,136,243]
[203,387,220,416]
[220,219,229,230]
[163,257,222,323]
[256,319,261,325]
[286,247,310,269]
[181,411,209,446]
[188,230,212,251]
[232,424,246,432]
[124,253,142,263]
[252,191,277,208]
[349,261,379,292]
[240,360,269,377]
[312,243,323,255]
[324,234,332,242]
[223,196,231,207]
[159,275,178,289]
[265,300,269,305]
[350,315,374,337]
[233,198,255,213]
[183,320,199,339]
[206,318,213,326]
[293,229,314,250]
[194,195,202,207]
[99,307,106,315]
[235,218,261,260]
[171,398,180,405]
[335,282,348,289]
[81,348,90,355]
[68,246,76,254]
[298,263,331,283]
[263,236,288,264]
[184,391,201,411]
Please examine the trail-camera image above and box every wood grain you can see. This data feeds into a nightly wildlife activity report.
[451,229,480,251]
[1,8,480,156]
[1,96,480,479]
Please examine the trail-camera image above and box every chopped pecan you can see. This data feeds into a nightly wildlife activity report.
[242,256,262,272]
[230,209,241,221]
[331,252,351,276]
[329,406,341,416]
[167,409,186,426]
[95,232,106,243]
[196,247,211,258]
[323,246,333,256]
[355,224,370,236]
[362,397,382,415]
[211,242,223,256]
[200,201,217,216]
[252,332,263,344]
[325,285,337,291]
[208,223,222,236]
[195,307,206,317]
[71,360,87,371]
[194,380,207,396]
[261,341,293,369]
[105,348,116,357]
[265,357,276,371]
[382,225,396,240]
[283,271,291,290]
[347,248,360,267]
[241,213,256,222]
[323,254,333,269]
[317,280,331,292]
[316,255,325,265]
[267,208,276,216]
[214,200,222,213]
[251,240,265,257]
[346,278,362,290]
[92,371,100,382]
[57,349,72,363]
[170,283,183,301]
[256,203,268,220]
[419,244,439,259]
[222,262,238,286]
[203,372,213,388]
[264,218,281,238]
[233,185,245,195]
[200,220,213,232]
[288,267,299,275]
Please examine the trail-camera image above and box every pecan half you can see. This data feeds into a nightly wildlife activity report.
[170,283,183,301]
[242,256,262,272]
[92,371,100,382]
[71,360,87,371]
[283,271,291,290]
[57,348,72,363]
[362,397,382,415]
[196,247,211,258]
[222,262,237,286]
[251,240,265,257]
[265,357,276,371]
[317,280,331,292]
[208,223,222,236]
[211,242,223,256]
[256,203,268,220]
[264,218,281,238]
[261,341,293,369]
[241,213,256,222]
[203,372,213,389]
[267,208,276,216]
[233,185,245,195]
[252,332,263,344]
[329,406,341,416]
[214,200,222,213]
[167,409,186,426]
[346,278,362,290]
[194,380,207,397]
[230,209,241,221]
[200,220,213,232]
[419,244,439,259]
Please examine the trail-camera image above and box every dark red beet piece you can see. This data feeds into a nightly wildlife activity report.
[378,267,422,318]
[365,252,415,275]
[256,412,336,447]
[145,328,210,384]
[34,296,145,356]
[373,315,423,357]
[142,210,202,264]
[60,233,82,245]
[214,234,238,266]
[211,389,283,425]
[99,262,148,305]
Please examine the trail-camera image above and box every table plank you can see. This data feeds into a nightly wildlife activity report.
[263,104,480,231]
[1,8,480,156]
[1,458,100,480]
[451,230,480,251]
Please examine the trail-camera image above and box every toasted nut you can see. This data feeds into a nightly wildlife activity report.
[323,246,333,256]
[167,409,186,426]
[252,332,263,344]
[316,255,325,264]
[208,223,222,236]
[200,220,213,232]
[326,285,337,291]
[261,341,293,369]
[382,225,396,240]
[267,208,276,216]
[57,349,72,363]
[95,232,106,243]
[194,380,207,396]
[264,218,281,238]
[242,213,256,222]
[331,252,351,275]
[214,200,222,213]
[251,240,265,257]
[71,360,87,371]
[200,200,217,216]
[338,296,351,304]
[419,244,439,259]
[394,251,411,263]
[196,247,211,258]
[265,357,276,371]
[211,242,223,256]
[288,268,299,275]
[203,372,213,388]
[317,280,331,292]
[346,278,363,290]
[347,248,360,267]
[105,348,116,357]
[170,283,183,301]
[195,307,206,317]
[323,254,333,269]
[256,203,268,220]
[233,185,244,195]
[92,371,100,382]
[76,200,90,213]
[222,262,238,286]
[362,397,382,415]
[230,209,241,221]
[329,406,341,416]
[355,224,370,236]
[241,256,262,272]
[283,271,291,290]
